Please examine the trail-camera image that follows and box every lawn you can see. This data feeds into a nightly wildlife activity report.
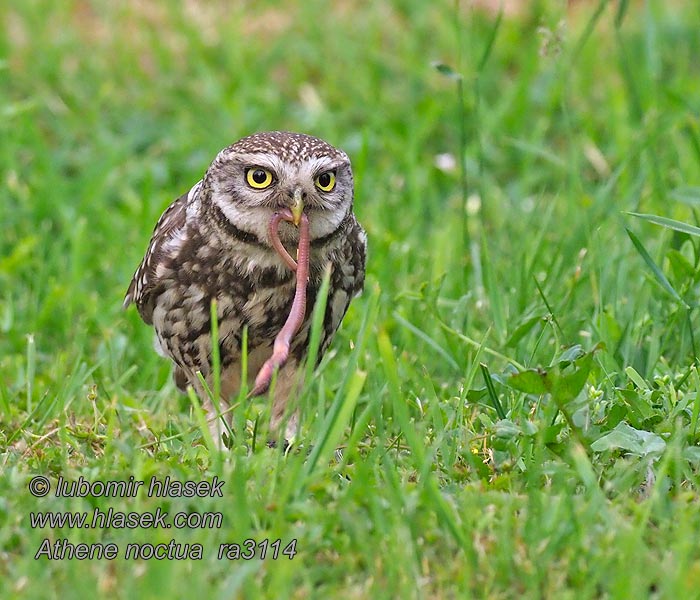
[3,1,700,598]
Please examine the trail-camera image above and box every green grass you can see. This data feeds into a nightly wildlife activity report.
[3,0,700,597]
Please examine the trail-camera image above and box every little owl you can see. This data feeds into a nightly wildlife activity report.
[124,131,367,446]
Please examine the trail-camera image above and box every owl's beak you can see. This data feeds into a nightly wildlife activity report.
[291,189,304,227]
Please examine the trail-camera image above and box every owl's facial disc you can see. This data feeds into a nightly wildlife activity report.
[209,147,352,244]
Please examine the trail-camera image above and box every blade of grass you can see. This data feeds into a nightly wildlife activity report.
[303,265,332,385]
[691,366,700,438]
[210,299,221,402]
[338,394,380,468]
[377,329,468,551]
[186,385,216,453]
[571,0,611,65]
[26,333,35,413]
[628,212,700,237]
[303,369,366,477]
[625,227,687,307]
[393,312,460,372]
[195,371,233,443]
[480,362,506,419]
[303,283,379,478]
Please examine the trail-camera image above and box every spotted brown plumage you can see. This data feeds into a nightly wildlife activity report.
[124,132,366,446]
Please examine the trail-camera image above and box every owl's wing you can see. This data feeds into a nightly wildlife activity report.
[123,180,201,324]
[319,215,367,356]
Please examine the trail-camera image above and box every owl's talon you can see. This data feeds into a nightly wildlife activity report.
[266,438,291,451]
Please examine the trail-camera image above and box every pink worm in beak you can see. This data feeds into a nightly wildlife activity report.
[249,210,310,397]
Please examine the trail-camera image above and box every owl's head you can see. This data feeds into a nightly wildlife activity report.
[203,131,353,244]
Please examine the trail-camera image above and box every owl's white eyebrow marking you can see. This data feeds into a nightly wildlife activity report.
[230,153,281,168]
[304,157,340,175]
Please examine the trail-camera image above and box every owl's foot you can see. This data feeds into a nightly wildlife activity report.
[266,438,291,452]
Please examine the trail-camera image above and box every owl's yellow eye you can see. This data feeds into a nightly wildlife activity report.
[246,168,274,189]
[314,171,336,192]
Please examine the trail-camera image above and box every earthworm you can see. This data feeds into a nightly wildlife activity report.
[268,211,299,271]
[249,210,310,396]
